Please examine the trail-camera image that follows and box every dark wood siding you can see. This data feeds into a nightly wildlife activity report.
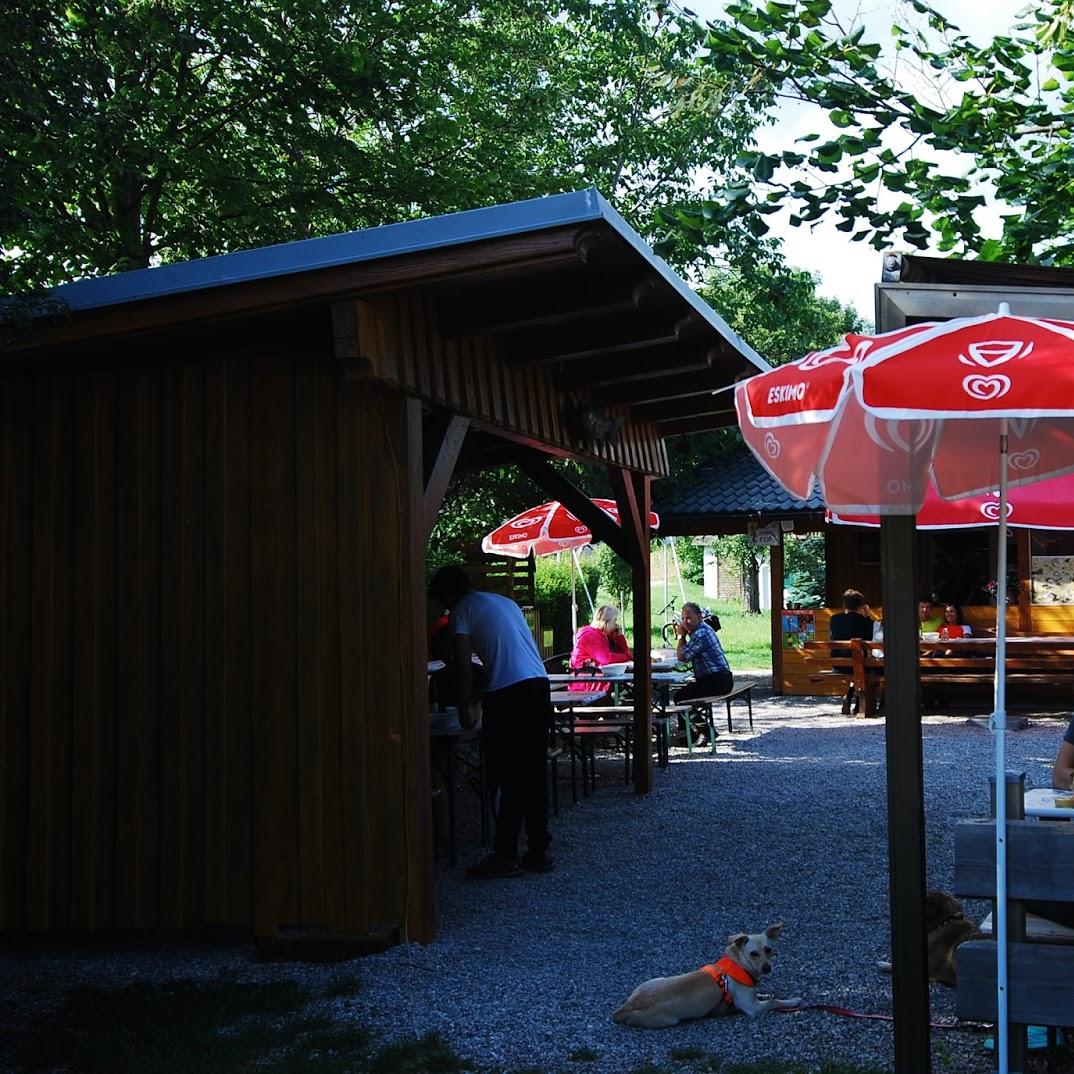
[348,294,669,476]
[0,347,430,938]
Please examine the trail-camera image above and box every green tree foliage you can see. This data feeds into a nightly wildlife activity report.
[696,0,1074,264]
[1,0,767,293]
[783,533,826,606]
[534,556,600,653]
[658,264,864,507]
[700,266,866,365]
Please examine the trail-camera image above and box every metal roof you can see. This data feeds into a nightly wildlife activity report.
[46,188,766,373]
[654,446,823,530]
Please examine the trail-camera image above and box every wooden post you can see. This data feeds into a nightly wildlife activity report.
[770,534,785,695]
[405,397,436,942]
[880,515,930,1074]
[1015,530,1031,635]
[609,467,653,796]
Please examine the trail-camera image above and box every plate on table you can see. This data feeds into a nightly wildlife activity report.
[921,632,940,641]
[602,662,630,676]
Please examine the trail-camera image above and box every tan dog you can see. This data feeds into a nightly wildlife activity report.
[877,890,981,987]
[612,923,800,1028]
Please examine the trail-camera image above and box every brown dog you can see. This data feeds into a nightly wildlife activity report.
[877,890,981,987]
[612,923,800,1028]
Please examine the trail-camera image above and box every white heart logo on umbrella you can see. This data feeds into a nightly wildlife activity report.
[764,433,780,459]
[979,501,1012,521]
[963,374,1011,401]
[959,340,1033,367]
[1008,449,1041,471]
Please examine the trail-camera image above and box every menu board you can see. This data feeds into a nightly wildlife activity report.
[781,609,815,649]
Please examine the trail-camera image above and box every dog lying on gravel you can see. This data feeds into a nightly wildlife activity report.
[876,890,981,987]
[612,923,800,1027]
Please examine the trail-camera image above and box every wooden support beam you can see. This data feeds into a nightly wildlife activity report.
[405,396,437,942]
[515,452,633,562]
[422,413,469,543]
[608,466,648,563]
[558,344,715,390]
[656,411,737,437]
[879,515,931,1074]
[770,537,785,695]
[593,367,730,407]
[616,470,653,796]
[629,395,733,424]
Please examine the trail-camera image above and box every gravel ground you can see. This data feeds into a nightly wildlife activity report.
[4,676,1071,1073]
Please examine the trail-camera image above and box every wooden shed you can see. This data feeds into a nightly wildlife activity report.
[0,190,766,949]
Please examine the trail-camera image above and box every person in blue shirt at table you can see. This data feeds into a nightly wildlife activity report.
[429,565,554,879]
[673,602,733,703]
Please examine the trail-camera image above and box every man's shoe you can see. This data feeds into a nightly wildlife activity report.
[464,853,523,879]
[522,849,555,873]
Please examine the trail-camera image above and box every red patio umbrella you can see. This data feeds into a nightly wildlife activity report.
[482,499,660,634]
[736,304,1074,1073]
[827,471,1074,529]
[481,499,660,558]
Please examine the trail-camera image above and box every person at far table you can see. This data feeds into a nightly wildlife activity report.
[829,589,878,716]
[918,598,944,634]
[938,603,972,641]
[568,604,632,692]
[1052,716,1074,790]
[429,565,554,879]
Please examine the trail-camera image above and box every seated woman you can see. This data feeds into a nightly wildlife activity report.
[938,603,972,640]
[568,604,632,692]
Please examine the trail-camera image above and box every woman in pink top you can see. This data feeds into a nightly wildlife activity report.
[568,605,632,691]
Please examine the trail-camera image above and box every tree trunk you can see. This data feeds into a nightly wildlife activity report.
[744,551,760,614]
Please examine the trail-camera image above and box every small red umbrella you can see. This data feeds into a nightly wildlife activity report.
[482,499,660,634]
[736,304,1074,1072]
[481,499,660,558]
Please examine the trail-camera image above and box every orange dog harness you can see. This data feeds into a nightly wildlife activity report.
[700,955,757,1012]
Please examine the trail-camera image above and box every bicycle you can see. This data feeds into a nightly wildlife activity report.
[660,607,721,648]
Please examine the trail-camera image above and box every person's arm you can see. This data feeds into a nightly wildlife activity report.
[608,627,632,660]
[452,633,476,728]
[1054,739,1074,790]
[675,622,690,664]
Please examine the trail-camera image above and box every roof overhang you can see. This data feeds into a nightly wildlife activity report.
[4,190,768,438]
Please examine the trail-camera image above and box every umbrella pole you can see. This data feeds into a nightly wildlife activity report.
[994,423,1010,1074]
[570,550,578,638]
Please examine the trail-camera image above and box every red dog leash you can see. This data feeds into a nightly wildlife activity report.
[777,1003,977,1031]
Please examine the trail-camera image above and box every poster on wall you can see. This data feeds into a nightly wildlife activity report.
[1032,555,1074,604]
[781,609,815,649]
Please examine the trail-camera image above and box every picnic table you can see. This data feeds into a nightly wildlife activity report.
[803,636,1074,715]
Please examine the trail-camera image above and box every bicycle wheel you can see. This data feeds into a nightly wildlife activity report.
[661,621,679,647]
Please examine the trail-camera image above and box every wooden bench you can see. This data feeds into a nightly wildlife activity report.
[555,710,673,799]
[667,683,755,734]
[803,637,1074,715]
[954,777,1074,1069]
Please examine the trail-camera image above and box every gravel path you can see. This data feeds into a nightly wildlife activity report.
[4,677,1070,1073]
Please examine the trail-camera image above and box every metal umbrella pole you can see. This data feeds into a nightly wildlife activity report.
[993,421,1010,1074]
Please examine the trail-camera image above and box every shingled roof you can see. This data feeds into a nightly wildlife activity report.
[654,446,824,535]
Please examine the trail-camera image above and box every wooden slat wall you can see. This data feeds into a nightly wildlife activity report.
[350,294,670,477]
[0,351,428,938]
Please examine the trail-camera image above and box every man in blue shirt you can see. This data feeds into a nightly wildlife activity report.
[673,602,733,703]
[429,565,554,879]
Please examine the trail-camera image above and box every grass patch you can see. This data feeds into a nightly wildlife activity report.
[8,978,467,1074]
